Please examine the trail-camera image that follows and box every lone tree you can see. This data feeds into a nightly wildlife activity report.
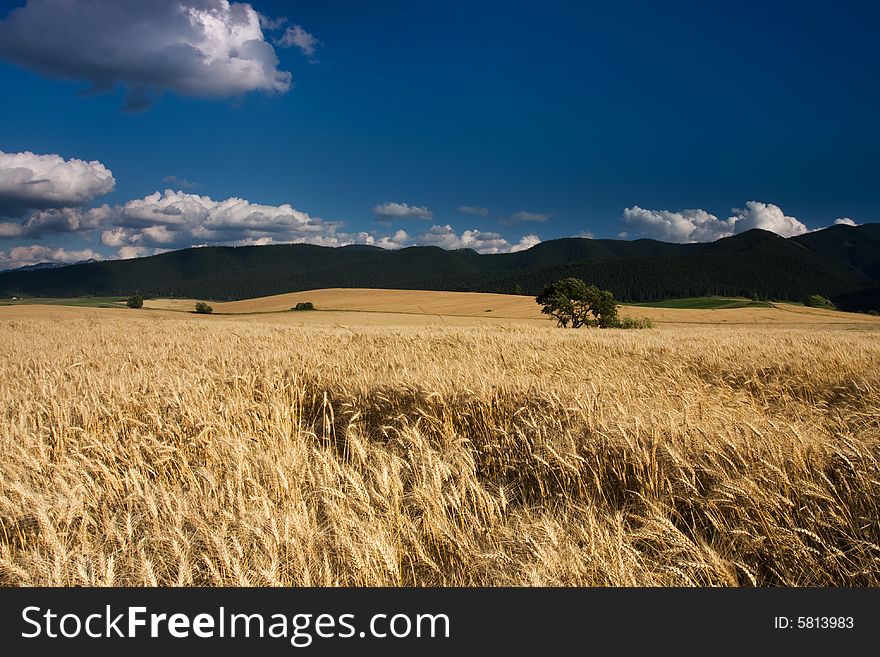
[536,278,619,328]
[125,294,143,309]
[194,302,213,314]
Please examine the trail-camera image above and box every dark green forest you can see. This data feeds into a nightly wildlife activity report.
[1,223,879,311]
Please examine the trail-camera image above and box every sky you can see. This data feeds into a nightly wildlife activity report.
[0,0,878,269]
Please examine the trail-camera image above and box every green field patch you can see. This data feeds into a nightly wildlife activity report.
[0,296,129,308]
[627,296,772,309]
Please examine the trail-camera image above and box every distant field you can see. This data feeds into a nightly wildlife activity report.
[137,288,880,328]
[629,296,772,309]
[148,288,547,319]
[0,296,127,308]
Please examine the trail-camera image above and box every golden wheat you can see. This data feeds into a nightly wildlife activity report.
[0,313,878,586]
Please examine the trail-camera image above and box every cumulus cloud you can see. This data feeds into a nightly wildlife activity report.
[418,224,539,254]
[0,0,292,108]
[348,229,411,250]
[0,150,115,217]
[373,202,433,221]
[116,246,151,259]
[0,244,100,270]
[623,206,736,243]
[276,24,319,60]
[457,205,489,217]
[834,217,859,226]
[508,210,550,223]
[0,204,113,239]
[728,201,808,237]
[623,201,810,242]
[99,189,342,249]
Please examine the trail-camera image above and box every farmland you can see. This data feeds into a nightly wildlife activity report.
[0,292,878,586]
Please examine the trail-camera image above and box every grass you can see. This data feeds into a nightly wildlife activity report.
[0,311,878,586]
[627,296,773,309]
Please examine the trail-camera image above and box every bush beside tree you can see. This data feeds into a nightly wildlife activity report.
[615,316,655,329]
[804,294,836,310]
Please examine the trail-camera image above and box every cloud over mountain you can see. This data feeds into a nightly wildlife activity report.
[623,201,808,242]
[0,150,115,217]
[419,224,539,254]
[729,201,808,238]
[0,0,291,108]
[100,189,340,250]
[0,244,101,270]
[94,191,539,257]
[623,206,735,243]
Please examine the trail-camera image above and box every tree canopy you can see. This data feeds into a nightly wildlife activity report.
[535,278,619,328]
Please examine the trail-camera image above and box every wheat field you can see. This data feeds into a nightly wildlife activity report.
[0,308,878,586]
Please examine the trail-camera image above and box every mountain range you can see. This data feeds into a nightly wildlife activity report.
[1,224,878,311]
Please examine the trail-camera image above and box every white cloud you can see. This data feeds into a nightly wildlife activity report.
[100,227,128,248]
[834,217,858,226]
[623,206,735,243]
[575,230,595,238]
[457,205,489,217]
[96,191,422,254]
[511,234,541,252]
[728,201,808,237]
[0,0,292,108]
[276,24,319,60]
[0,244,100,270]
[508,210,550,223]
[0,150,115,217]
[623,201,810,242]
[101,189,340,248]
[418,224,540,254]
[373,202,433,221]
[351,229,411,250]
[116,246,150,259]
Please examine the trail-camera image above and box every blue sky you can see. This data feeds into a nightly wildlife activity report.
[0,0,877,268]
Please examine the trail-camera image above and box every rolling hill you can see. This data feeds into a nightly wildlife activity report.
[1,223,878,309]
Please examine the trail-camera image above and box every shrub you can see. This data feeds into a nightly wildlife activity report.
[194,302,213,314]
[805,294,836,310]
[125,294,143,309]
[868,309,879,316]
[293,302,315,311]
[614,316,655,329]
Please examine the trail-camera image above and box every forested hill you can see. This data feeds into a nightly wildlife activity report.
[2,224,879,310]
